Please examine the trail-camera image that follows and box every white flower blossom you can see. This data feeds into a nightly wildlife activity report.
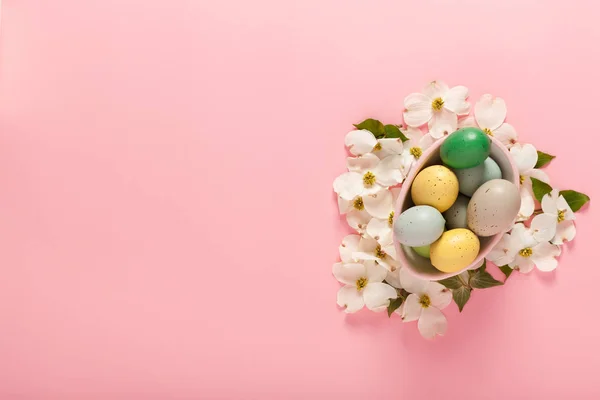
[399,127,435,177]
[345,129,404,158]
[403,81,470,139]
[506,224,561,273]
[458,94,518,147]
[333,153,403,201]
[395,268,452,339]
[509,143,550,221]
[337,188,398,235]
[333,261,397,313]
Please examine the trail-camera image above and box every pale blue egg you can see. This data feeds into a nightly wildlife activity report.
[443,194,469,229]
[453,157,502,197]
[393,205,445,247]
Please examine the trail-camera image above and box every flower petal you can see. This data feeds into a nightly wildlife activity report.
[474,94,506,131]
[346,153,380,172]
[332,262,366,285]
[530,214,557,242]
[541,189,559,214]
[404,93,433,127]
[487,233,517,266]
[509,223,537,250]
[374,155,404,186]
[428,109,457,139]
[418,307,448,339]
[493,123,518,148]
[552,221,576,245]
[425,282,452,310]
[337,196,352,214]
[363,282,397,310]
[517,187,535,221]
[366,218,392,243]
[363,189,393,219]
[375,138,404,158]
[529,168,550,184]
[423,81,449,99]
[397,293,422,322]
[337,286,365,313]
[510,143,538,174]
[419,133,436,151]
[404,126,423,147]
[458,115,477,128]
[333,172,364,201]
[443,85,470,115]
[345,129,378,156]
[399,267,429,295]
[365,261,388,282]
[339,234,361,263]
[385,268,402,289]
[556,195,575,221]
[346,210,371,235]
[532,242,561,272]
[510,256,535,273]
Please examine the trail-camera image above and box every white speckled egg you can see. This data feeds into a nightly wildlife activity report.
[443,195,469,229]
[393,205,445,247]
[453,157,502,197]
[467,179,521,237]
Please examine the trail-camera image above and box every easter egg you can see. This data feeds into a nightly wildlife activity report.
[467,179,521,237]
[413,244,431,259]
[430,229,480,273]
[440,127,491,169]
[411,165,459,213]
[443,194,469,229]
[454,157,502,197]
[393,205,445,247]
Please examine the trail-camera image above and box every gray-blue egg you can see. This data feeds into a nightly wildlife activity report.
[393,205,445,247]
[443,194,469,229]
[453,157,502,197]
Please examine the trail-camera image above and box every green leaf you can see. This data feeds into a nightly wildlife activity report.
[499,265,513,279]
[384,124,409,142]
[535,151,556,168]
[559,190,590,212]
[387,297,404,317]
[452,287,472,312]
[470,269,504,289]
[354,118,385,138]
[530,177,553,202]
[438,276,463,290]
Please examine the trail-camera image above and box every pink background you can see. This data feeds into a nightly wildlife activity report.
[0,0,599,398]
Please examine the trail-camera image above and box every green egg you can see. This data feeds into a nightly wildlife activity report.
[441,127,491,169]
[413,244,431,259]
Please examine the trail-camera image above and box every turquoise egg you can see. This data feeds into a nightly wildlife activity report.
[453,157,502,197]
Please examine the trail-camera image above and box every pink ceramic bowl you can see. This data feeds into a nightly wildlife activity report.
[393,135,520,281]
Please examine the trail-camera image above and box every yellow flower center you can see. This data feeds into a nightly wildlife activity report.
[373,142,382,151]
[353,197,364,210]
[431,97,444,111]
[375,244,386,259]
[388,211,394,227]
[519,247,533,257]
[356,277,368,291]
[419,294,431,308]
[483,127,494,136]
[363,171,376,187]
[410,147,422,159]
[557,209,565,223]
[519,175,525,185]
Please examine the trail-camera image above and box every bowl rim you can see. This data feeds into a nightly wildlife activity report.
[393,134,520,281]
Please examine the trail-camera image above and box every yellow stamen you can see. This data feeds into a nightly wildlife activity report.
[410,147,422,159]
[519,247,533,257]
[356,277,368,291]
[373,142,382,151]
[388,211,394,227]
[431,97,444,111]
[363,171,376,187]
[419,294,431,308]
[353,197,364,210]
[483,127,494,136]
[375,244,386,259]
[519,175,525,185]
[557,210,565,223]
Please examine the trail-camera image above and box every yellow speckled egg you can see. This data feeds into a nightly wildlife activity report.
[430,229,480,273]
[411,165,459,213]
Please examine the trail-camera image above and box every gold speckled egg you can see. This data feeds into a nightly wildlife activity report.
[430,229,480,273]
[411,165,459,213]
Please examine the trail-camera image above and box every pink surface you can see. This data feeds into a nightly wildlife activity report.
[0,0,598,399]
